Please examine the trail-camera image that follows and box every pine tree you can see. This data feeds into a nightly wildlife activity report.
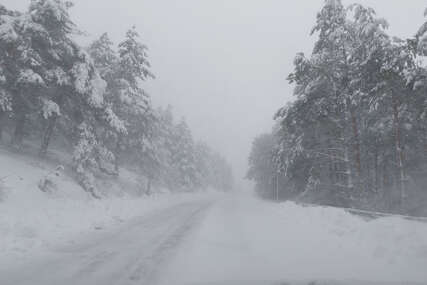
[111,27,154,172]
[28,0,77,155]
[0,1,234,197]
[171,119,198,190]
[0,6,47,146]
[88,33,117,81]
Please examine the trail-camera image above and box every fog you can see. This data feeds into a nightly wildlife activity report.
[4,0,427,188]
[3,1,427,283]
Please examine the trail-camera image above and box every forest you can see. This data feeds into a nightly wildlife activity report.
[0,1,233,197]
[248,0,427,215]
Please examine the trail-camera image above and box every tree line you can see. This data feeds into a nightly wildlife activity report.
[248,0,427,214]
[0,0,233,196]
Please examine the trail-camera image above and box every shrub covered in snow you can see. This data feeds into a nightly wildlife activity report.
[38,165,65,193]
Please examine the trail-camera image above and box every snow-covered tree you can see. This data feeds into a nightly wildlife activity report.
[88,33,117,81]
[269,0,427,212]
[88,27,154,173]
[0,1,233,197]
[0,6,46,145]
[170,119,198,190]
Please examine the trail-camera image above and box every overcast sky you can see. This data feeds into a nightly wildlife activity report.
[4,0,427,188]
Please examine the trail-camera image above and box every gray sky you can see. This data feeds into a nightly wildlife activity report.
[5,0,427,188]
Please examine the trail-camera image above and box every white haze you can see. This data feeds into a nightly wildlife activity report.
[4,0,427,188]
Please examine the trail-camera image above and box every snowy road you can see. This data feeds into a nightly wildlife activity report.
[0,199,213,285]
[159,194,427,285]
[2,194,427,285]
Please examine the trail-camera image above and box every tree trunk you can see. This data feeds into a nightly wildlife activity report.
[39,89,66,157]
[0,110,4,142]
[146,178,152,195]
[114,139,121,174]
[382,154,387,193]
[344,145,353,190]
[343,107,353,192]
[392,95,406,208]
[381,154,388,187]
[374,145,379,193]
[39,92,65,157]
[11,111,26,147]
[39,114,58,157]
[350,109,362,181]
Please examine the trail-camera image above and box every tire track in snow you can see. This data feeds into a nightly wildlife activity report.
[0,199,213,285]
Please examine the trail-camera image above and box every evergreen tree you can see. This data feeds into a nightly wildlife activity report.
[267,0,427,212]
[171,119,198,190]
[0,1,233,197]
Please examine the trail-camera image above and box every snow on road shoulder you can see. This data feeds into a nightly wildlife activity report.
[161,193,427,284]
[0,149,219,270]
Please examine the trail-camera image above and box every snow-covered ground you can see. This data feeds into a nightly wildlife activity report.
[1,199,214,285]
[1,148,427,284]
[0,148,218,274]
[160,193,427,285]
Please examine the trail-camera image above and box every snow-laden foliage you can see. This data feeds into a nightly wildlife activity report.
[0,66,11,112]
[45,67,70,86]
[17,69,45,86]
[118,27,154,85]
[71,52,107,109]
[0,14,18,42]
[71,62,90,94]
[29,0,75,37]
[88,33,117,79]
[249,0,427,215]
[0,1,233,196]
[102,106,126,134]
[41,99,60,119]
[72,122,105,198]
[0,90,11,112]
[416,10,427,56]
